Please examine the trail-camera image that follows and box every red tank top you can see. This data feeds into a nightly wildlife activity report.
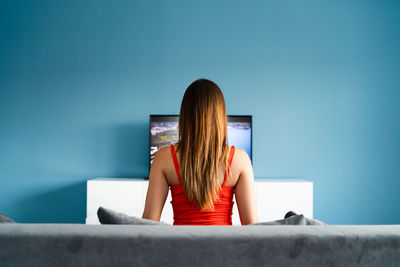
[170,144,235,225]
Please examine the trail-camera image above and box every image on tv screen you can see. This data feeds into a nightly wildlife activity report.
[149,115,252,166]
[227,119,252,160]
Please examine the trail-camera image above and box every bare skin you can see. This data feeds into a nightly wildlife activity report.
[142,145,259,225]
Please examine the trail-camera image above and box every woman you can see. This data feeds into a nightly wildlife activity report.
[142,79,259,225]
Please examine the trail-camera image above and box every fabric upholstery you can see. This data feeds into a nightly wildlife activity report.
[1,224,399,267]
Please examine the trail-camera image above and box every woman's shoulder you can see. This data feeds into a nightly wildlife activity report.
[154,145,172,160]
[231,147,250,161]
[151,145,175,174]
[230,147,252,172]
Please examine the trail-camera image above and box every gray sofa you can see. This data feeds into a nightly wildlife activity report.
[1,224,400,267]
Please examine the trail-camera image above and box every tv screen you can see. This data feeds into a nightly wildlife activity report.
[149,115,252,169]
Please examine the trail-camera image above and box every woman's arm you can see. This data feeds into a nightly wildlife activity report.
[142,149,169,221]
[235,150,259,225]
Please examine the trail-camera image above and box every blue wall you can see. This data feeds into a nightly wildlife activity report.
[1,0,399,224]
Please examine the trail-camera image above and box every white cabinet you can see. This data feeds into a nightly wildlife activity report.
[86,178,150,224]
[86,178,313,225]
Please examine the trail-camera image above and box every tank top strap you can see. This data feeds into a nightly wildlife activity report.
[170,144,181,184]
[223,146,235,185]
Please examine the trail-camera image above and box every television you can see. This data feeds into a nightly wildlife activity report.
[149,115,252,170]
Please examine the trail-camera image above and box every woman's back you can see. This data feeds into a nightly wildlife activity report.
[170,144,235,225]
[163,145,239,189]
[144,143,258,225]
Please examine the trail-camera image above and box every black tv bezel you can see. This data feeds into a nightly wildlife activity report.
[148,114,252,178]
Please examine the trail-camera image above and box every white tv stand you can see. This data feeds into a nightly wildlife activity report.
[86,178,313,225]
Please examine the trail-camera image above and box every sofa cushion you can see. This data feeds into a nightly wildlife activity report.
[1,224,399,267]
[97,206,169,225]
[0,212,16,223]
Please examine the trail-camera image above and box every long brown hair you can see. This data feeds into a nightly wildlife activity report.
[176,79,230,211]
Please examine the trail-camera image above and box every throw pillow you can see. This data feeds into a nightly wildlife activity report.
[250,211,326,225]
[97,206,169,225]
[0,212,16,223]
